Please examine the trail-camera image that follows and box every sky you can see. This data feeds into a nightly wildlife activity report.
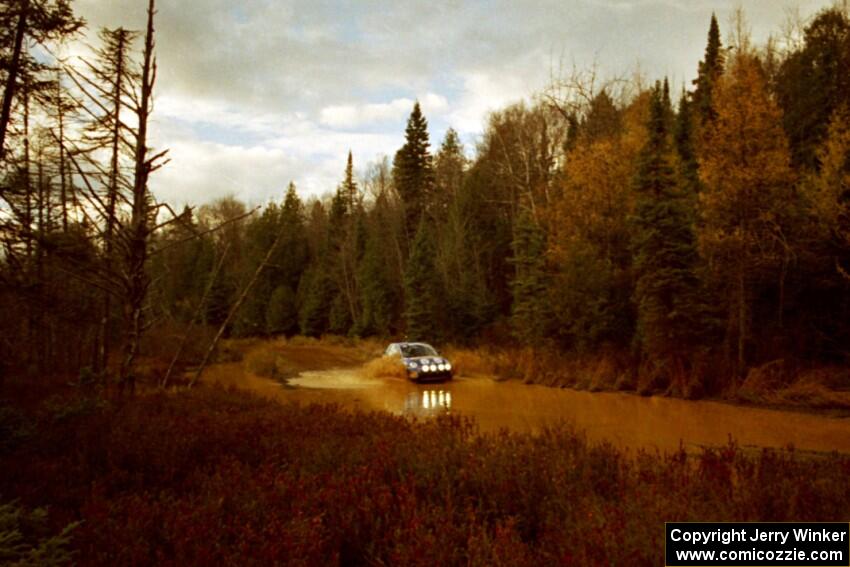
[71,0,835,207]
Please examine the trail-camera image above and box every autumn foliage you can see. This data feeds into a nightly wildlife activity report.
[0,386,848,565]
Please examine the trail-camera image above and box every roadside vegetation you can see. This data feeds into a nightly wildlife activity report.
[2,385,849,566]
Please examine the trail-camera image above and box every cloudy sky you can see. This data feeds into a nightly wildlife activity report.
[72,0,833,206]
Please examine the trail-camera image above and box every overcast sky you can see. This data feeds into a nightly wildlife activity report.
[72,0,834,206]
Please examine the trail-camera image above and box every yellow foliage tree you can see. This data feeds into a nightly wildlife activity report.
[546,92,648,347]
[805,105,850,279]
[698,53,796,377]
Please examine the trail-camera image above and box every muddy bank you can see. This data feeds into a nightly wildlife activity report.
[201,338,850,455]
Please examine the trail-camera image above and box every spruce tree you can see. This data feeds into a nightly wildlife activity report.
[693,14,725,126]
[298,262,335,337]
[510,205,550,345]
[341,150,358,213]
[356,224,397,336]
[674,90,700,194]
[632,82,701,383]
[403,219,441,342]
[279,182,309,290]
[266,285,298,335]
[393,102,435,244]
[434,127,465,215]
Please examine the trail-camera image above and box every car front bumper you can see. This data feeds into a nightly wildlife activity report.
[408,370,453,382]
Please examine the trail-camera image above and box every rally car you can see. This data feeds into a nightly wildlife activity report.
[384,342,453,382]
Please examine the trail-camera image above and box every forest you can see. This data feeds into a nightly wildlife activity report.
[4,1,849,399]
[2,0,850,564]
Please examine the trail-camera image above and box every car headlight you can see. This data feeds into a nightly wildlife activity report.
[429,364,437,372]
[438,363,446,371]
[446,362,452,371]
[408,361,418,368]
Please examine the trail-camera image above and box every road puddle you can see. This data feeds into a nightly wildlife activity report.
[206,363,850,454]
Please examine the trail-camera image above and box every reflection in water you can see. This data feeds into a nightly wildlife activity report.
[405,389,452,413]
[216,364,850,454]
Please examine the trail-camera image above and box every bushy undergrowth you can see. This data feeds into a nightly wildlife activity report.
[0,499,77,566]
[1,387,849,565]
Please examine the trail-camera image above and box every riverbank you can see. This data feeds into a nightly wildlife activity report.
[211,336,850,417]
[2,383,849,565]
[441,344,850,416]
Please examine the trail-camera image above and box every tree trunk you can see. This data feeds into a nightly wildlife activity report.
[0,2,28,159]
[96,30,127,375]
[118,0,156,395]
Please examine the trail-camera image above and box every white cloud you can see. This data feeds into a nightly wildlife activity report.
[449,71,541,135]
[319,93,448,128]
[73,0,836,206]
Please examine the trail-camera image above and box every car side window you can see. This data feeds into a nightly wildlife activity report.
[385,344,399,356]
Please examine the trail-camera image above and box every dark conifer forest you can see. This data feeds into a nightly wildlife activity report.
[5,2,849,396]
[2,1,850,563]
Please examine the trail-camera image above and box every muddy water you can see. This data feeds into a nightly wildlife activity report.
[208,364,850,454]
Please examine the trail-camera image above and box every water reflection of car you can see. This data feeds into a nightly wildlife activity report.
[404,390,452,414]
[384,342,453,382]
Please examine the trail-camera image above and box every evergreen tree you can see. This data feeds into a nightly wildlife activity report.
[279,182,309,290]
[393,102,434,244]
[298,262,335,337]
[776,8,850,170]
[632,82,702,385]
[434,127,465,215]
[403,219,442,342]
[693,13,725,127]
[510,205,550,344]
[341,150,358,213]
[234,203,281,336]
[266,285,298,335]
[674,90,700,194]
[582,90,622,142]
[356,224,396,336]
[0,0,83,157]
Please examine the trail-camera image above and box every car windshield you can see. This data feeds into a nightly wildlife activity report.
[400,343,438,357]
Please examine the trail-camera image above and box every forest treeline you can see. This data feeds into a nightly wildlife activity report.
[1,2,849,396]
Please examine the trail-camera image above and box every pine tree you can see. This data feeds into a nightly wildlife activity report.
[693,13,725,127]
[393,102,434,244]
[0,0,83,157]
[632,82,702,386]
[403,219,441,342]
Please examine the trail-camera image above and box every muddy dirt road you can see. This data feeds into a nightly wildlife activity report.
[203,340,850,455]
